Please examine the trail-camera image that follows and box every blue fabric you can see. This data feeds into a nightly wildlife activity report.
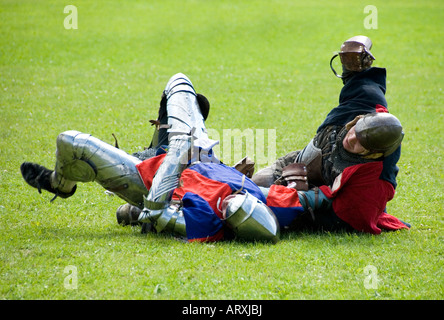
[380,145,401,189]
[182,193,224,240]
[269,206,305,228]
[155,145,168,156]
[188,162,267,203]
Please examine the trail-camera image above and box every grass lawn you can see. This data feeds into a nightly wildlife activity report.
[0,0,443,300]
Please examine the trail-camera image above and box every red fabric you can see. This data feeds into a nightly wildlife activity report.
[320,162,409,234]
[135,154,233,219]
[375,104,388,113]
[135,154,166,191]
[267,184,302,208]
[174,170,233,219]
[188,229,225,243]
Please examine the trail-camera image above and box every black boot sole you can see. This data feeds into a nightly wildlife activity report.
[20,162,76,200]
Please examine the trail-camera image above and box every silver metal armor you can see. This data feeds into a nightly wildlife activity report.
[137,134,191,236]
[142,135,192,210]
[139,204,187,237]
[163,73,219,164]
[137,73,217,235]
[53,130,148,208]
[222,192,280,243]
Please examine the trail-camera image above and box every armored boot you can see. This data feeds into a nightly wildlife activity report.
[20,162,76,201]
[139,204,187,237]
[330,35,376,83]
[116,203,143,226]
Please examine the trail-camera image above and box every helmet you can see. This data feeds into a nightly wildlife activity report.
[222,192,280,243]
[355,113,404,157]
[330,35,375,78]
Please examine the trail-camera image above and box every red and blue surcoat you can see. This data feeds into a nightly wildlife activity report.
[137,155,306,242]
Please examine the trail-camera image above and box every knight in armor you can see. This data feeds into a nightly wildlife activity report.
[251,35,410,234]
[21,73,303,243]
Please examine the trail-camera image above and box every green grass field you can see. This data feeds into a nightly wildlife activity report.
[1,0,443,300]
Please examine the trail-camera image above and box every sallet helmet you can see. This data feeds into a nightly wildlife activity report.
[355,113,404,157]
[222,191,280,243]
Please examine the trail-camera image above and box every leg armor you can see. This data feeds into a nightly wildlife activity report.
[53,130,148,208]
[164,73,219,163]
[142,134,192,210]
[137,134,191,235]
[138,73,220,236]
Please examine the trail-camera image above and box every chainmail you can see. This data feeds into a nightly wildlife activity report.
[132,148,158,161]
[315,126,376,186]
